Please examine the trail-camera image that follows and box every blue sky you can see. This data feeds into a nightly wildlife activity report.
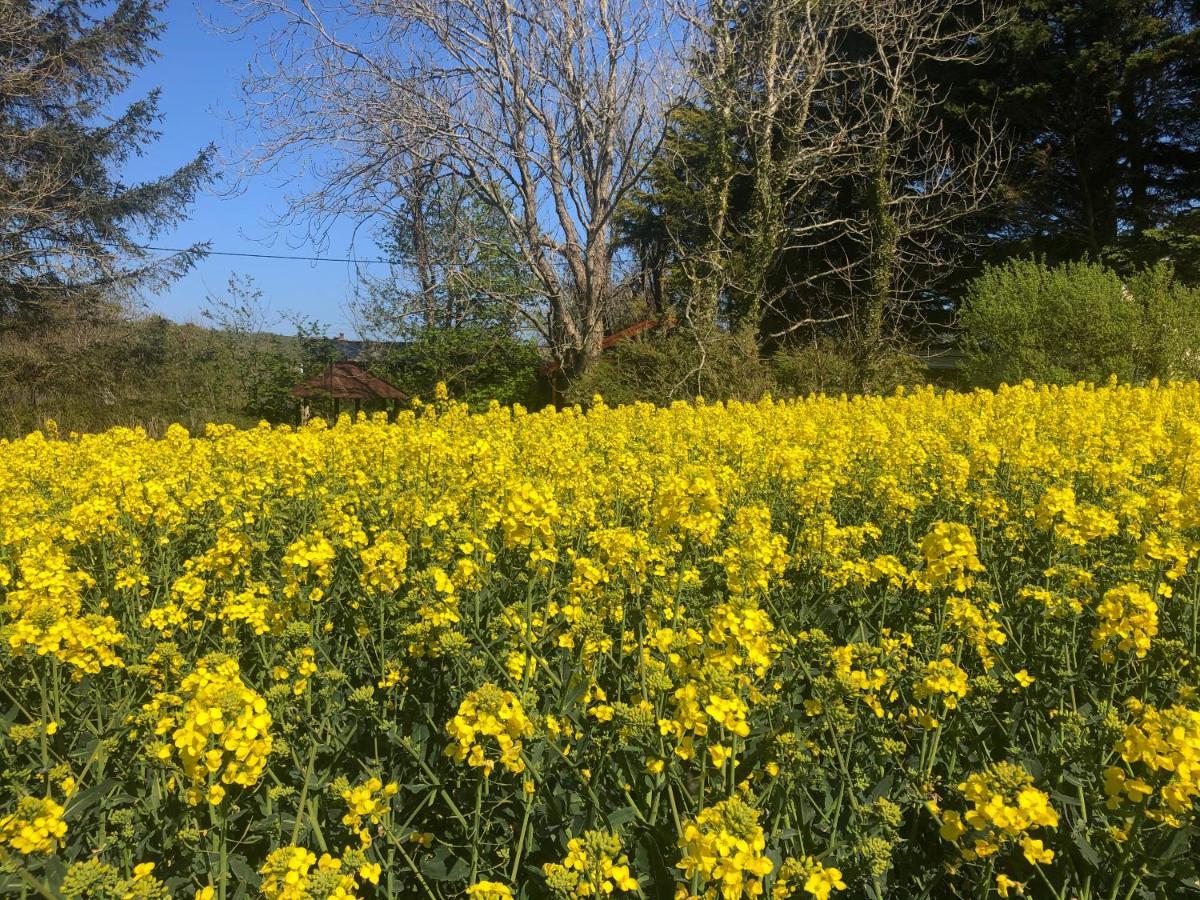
[121,0,382,336]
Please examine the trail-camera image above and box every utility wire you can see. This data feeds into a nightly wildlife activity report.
[136,244,393,265]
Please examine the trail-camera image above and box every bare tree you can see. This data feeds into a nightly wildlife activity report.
[666,0,856,338]
[652,0,1005,356]
[843,0,1008,353]
[227,0,677,376]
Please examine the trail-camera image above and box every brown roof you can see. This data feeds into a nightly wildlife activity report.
[290,361,409,401]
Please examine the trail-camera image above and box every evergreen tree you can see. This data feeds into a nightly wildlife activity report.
[961,0,1200,273]
[0,0,214,324]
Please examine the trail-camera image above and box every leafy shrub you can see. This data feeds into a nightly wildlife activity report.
[771,337,925,396]
[959,258,1200,387]
[368,326,544,409]
[0,310,307,437]
[563,327,775,406]
[959,258,1141,386]
[567,328,927,407]
[1129,263,1200,381]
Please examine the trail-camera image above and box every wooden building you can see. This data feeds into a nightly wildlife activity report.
[290,361,409,422]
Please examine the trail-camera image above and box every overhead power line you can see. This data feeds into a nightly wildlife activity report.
[136,244,393,265]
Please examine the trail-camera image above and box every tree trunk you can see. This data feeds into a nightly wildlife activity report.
[861,146,898,352]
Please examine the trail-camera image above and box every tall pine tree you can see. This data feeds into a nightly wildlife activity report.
[964,0,1200,274]
[0,0,214,324]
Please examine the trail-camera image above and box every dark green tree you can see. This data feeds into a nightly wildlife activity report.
[0,0,214,324]
[957,0,1200,274]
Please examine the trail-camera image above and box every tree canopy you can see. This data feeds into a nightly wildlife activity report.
[0,0,213,325]
[953,0,1200,272]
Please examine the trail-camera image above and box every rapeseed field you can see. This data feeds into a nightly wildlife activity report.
[2,382,1200,898]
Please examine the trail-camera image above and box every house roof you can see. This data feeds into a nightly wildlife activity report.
[290,361,409,401]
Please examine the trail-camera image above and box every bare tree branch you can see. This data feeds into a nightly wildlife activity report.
[226,0,679,376]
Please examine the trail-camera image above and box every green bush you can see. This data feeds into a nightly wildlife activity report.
[1129,263,1200,381]
[367,326,544,409]
[566,328,931,407]
[960,258,1200,387]
[564,327,776,406]
[960,259,1143,386]
[771,337,926,396]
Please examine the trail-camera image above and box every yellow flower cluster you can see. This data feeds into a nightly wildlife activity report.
[772,856,847,900]
[939,762,1059,864]
[678,797,774,898]
[282,533,337,602]
[1093,583,1158,662]
[542,829,639,896]
[339,777,398,847]
[465,882,515,900]
[0,796,67,855]
[654,471,724,544]
[4,545,124,674]
[58,859,169,899]
[919,522,984,592]
[502,481,561,549]
[1034,486,1120,546]
[144,656,273,805]
[445,683,533,776]
[945,596,1006,670]
[1105,700,1200,826]
[915,658,970,712]
[359,532,409,595]
[259,847,366,900]
[712,505,788,598]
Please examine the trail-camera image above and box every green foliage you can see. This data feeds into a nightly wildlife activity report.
[771,338,926,397]
[356,181,545,410]
[380,180,537,331]
[0,307,312,437]
[564,328,776,407]
[1109,210,1200,286]
[1129,263,1200,381]
[959,258,1200,386]
[363,180,541,345]
[200,275,311,423]
[566,328,933,407]
[0,0,217,433]
[0,0,214,320]
[951,1,1200,273]
[617,104,745,320]
[622,0,1200,362]
[960,259,1137,385]
[368,326,544,409]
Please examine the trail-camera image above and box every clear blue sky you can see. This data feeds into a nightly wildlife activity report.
[120,0,381,337]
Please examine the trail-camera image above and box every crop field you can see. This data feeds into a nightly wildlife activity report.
[2,383,1200,898]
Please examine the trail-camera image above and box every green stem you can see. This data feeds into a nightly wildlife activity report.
[290,740,318,846]
[509,791,534,883]
[469,778,483,883]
